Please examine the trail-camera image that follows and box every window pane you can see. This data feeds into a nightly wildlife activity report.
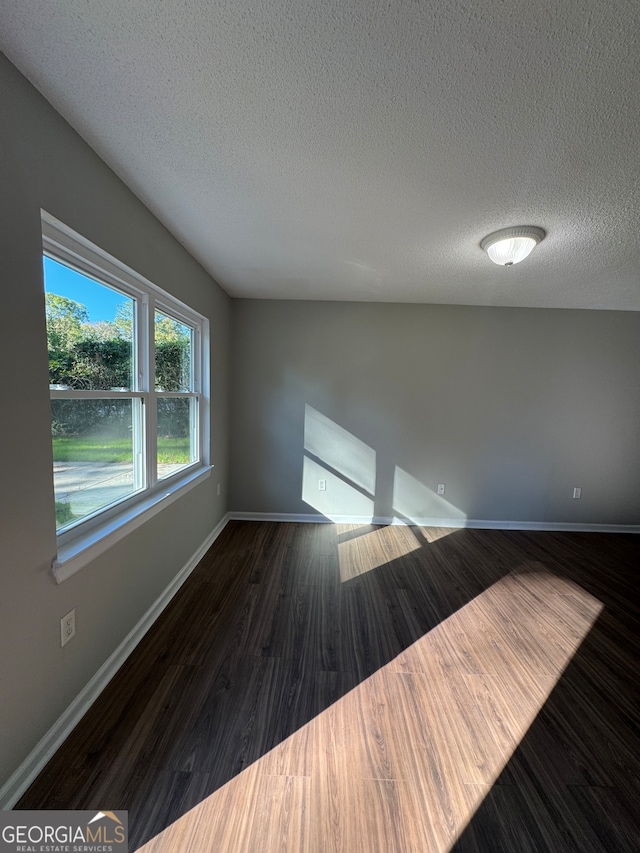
[157,398,197,479]
[44,256,134,390]
[155,311,193,391]
[52,399,141,530]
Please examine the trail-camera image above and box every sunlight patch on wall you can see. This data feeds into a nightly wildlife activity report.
[338,523,421,582]
[138,567,602,853]
[304,404,376,495]
[302,456,374,521]
[393,466,466,524]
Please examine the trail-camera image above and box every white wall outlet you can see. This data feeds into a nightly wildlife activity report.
[61,609,76,647]
[318,479,327,491]
[437,483,446,495]
[217,483,221,496]
[573,487,582,499]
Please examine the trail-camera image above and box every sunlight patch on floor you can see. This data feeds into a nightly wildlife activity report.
[337,523,422,581]
[411,523,460,543]
[137,566,602,853]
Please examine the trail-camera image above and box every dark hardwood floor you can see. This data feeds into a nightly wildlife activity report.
[16,521,640,851]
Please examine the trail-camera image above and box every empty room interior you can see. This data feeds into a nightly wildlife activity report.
[0,2,639,851]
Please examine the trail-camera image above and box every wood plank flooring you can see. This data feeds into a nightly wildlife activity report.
[16,522,640,851]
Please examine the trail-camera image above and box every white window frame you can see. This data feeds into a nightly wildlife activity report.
[42,211,211,583]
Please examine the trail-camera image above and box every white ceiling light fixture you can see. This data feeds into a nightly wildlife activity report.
[481,226,546,266]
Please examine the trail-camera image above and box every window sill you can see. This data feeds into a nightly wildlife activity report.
[52,466,213,583]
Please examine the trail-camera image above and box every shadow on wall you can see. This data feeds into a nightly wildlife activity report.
[302,403,467,527]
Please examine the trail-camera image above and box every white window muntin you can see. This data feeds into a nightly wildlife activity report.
[42,211,208,545]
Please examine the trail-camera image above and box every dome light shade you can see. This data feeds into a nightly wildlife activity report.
[481,226,545,266]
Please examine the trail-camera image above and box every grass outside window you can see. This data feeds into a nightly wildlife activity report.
[52,436,191,464]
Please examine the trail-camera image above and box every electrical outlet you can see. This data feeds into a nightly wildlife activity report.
[573,487,582,499]
[437,483,446,495]
[318,479,327,491]
[61,609,76,647]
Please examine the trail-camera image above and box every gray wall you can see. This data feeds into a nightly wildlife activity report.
[0,54,230,789]
[2,43,640,799]
[230,300,640,526]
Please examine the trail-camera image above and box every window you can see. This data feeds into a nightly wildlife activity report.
[42,212,210,579]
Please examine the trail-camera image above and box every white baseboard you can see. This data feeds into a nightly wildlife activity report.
[230,511,337,523]
[0,513,230,810]
[3,506,635,807]
[228,511,640,534]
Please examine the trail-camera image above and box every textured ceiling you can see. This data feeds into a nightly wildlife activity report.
[1,0,639,309]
